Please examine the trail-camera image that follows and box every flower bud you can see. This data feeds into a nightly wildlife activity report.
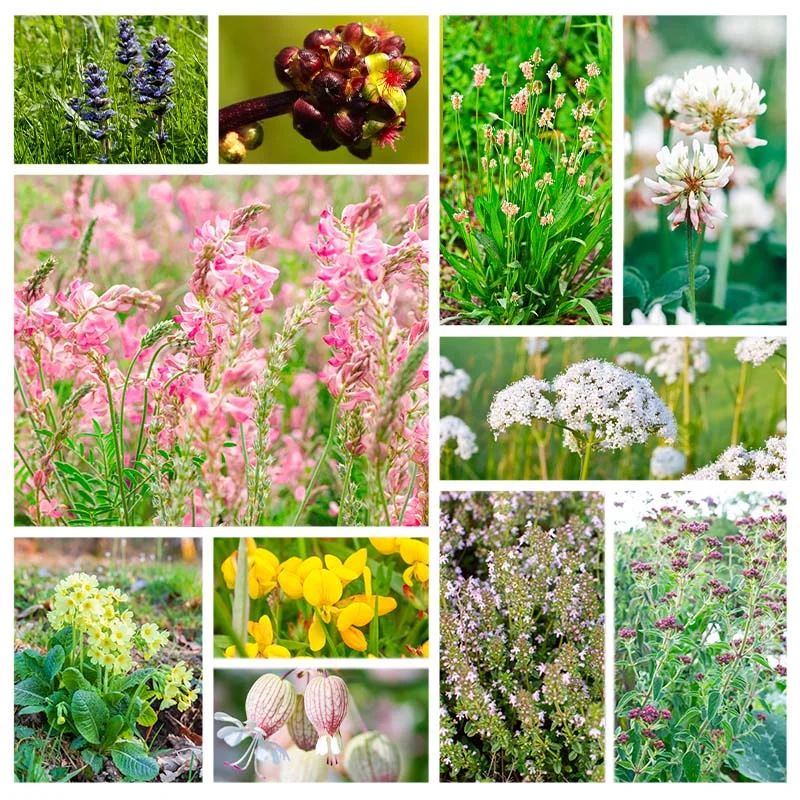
[304,674,349,738]
[304,29,337,51]
[238,122,264,151]
[360,34,381,55]
[344,731,402,782]
[287,694,319,751]
[338,22,364,47]
[274,46,300,86]
[297,49,323,83]
[332,43,358,71]
[292,97,326,140]
[402,56,422,91]
[331,110,364,147]
[220,130,247,164]
[311,133,340,152]
[278,745,328,782]
[310,69,347,111]
[381,35,406,57]
[245,673,296,737]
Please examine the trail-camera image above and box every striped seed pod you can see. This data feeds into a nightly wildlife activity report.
[287,694,319,752]
[344,731,402,782]
[245,673,297,737]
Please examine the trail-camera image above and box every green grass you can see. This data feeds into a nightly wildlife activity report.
[15,15,208,164]
[441,337,786,479]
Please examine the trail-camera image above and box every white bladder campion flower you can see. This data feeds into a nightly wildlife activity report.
[645,139,733,230]
[644,75,677,117]
[440,416,478,460]
[734,336,786,366]
[488,360,677,453]
[650,445,687,479]
[671,65,767,147]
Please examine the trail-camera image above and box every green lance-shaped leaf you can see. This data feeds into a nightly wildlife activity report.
[232,536,250,653]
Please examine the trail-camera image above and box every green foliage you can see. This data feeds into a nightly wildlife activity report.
[441,16,612,324]
[14,15,208,164]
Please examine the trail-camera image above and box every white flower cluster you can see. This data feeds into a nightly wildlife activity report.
[645,338,711,385]
[440,356,471,400]
[554,360,677,453]
[525,337,549,355]
[630,304,696,326]
[671,65,767,148]
[650,445,687,478]
[734,336,786,366]
[685,436,785,480]
[488,360,677,454]
[645,139,733,230]
[644,74,676,117]
[615,351,645,369]
[440,416,478,460]
[487,376,554,436]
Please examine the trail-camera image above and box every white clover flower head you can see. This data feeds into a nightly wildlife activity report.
[734,336,786,366]
[644,75,677,116]
[440,357,471,400]
[440,416,478,460]
[671,65,767,147]
[645,338,710,385]
[615,351,645,369]
[487,375,554,438]
[716,17,785,58]
[644,139,733,230]
[553,360,677,453]
[650,445,687,478]
[685,436,785,480]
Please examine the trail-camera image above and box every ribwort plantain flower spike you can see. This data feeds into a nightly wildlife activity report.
[136,35,175,145]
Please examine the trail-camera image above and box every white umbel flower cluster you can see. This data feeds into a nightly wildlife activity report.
[616,352,645,369]
[440,356,472,400]
[671,65,767,148]
[685,436,785,480]
[488,360,677,454]
[734,336,786,366]
[645,139,733,230]
[645,338,711,385]
[650,445,687,478]
[644,75,677,116]
[440,416,478,460]
[487,376,554,436]
[553,360,678,453]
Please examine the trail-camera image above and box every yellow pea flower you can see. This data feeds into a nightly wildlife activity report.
[248,615,291,658]
[341,566,398,616]
[303,569,343,623]
[224,642,259,658]
[221,539,280,599]
[399,538,429,587]
[324,548,368,586]
[369,537,399,555]
[421,641,429,657]
[278,556,323,599]
[336,602,374,652]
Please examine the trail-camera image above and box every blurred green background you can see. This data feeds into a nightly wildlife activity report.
[219,16,428,164]
[440,337,786,480]
[624,15,786,324]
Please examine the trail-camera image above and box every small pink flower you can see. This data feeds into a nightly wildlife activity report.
[510,87,529,115]
[519,61,533,81]
[450,91,463,111]
[540,210,554,226]
[501,201,520,217]
[538,107,555,128]
[586,62,601,78]
[472,63,490,88]
[575,77,589,95]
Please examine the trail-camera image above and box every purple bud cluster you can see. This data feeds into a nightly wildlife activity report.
[115,17,143,81]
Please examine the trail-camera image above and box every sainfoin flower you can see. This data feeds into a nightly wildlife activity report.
[644,139,733,230]
[304,674,350,763]
[671,65,767,147]
[214,673,297,773]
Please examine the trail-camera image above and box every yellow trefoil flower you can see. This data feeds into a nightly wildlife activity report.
[303,569,343,652]
[221,538,280,599]
[324,548,368,586]
[369,537,399,555]
[336,602,374,652]
[400,539,429,587]
[224,615,290,659]
[278,555,323,599]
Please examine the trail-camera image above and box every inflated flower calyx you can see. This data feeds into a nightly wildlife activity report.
[273,23,421,159]
[246,673,297,736]
[343,731,402,782]
[287,694,319,751]
[278,745,328,782]
[303,674,349,762]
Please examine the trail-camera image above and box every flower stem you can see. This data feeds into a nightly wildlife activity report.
[685,222,697,319]
[218,90,301,137]
[731,361,748,445]
[292,395,342,525]
[657,120,671,275]
[713,196,733,308]
[579,429,595,480]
